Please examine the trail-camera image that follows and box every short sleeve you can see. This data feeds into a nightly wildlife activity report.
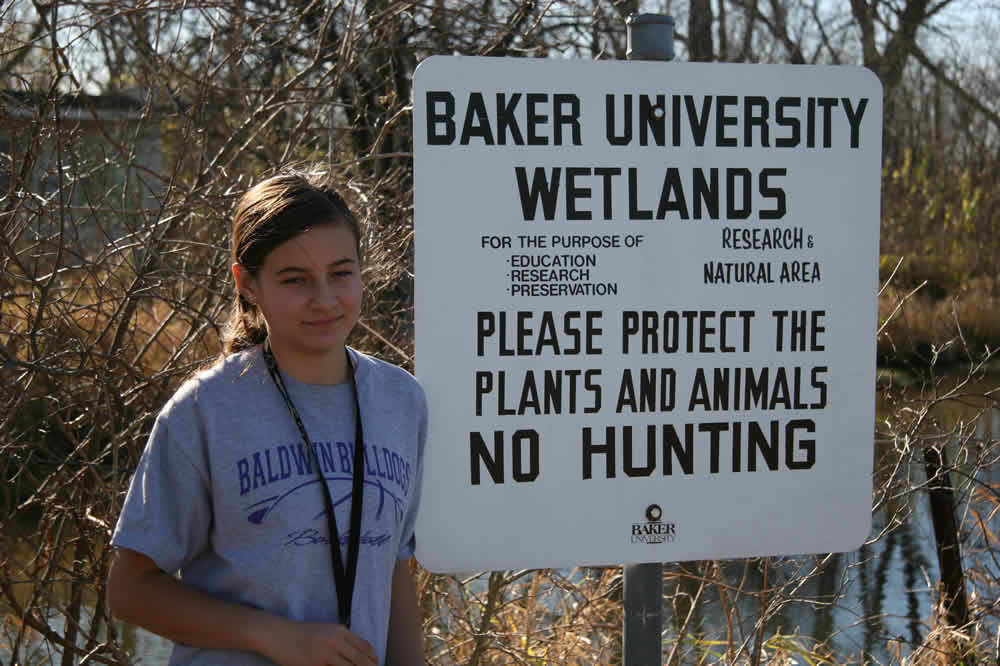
[396,390,428,561]
[112,394,212,574]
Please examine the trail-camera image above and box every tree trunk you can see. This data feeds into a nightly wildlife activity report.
[923,443,970,628]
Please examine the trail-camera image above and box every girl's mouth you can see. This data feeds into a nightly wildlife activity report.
[303,316,340,326]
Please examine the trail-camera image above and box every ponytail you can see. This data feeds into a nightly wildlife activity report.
[221,292,268,356]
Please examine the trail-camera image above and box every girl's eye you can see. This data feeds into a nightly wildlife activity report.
[281,277,305,285]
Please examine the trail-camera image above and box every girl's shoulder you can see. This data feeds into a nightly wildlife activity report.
[351,347,412,380]
[161,348,268,417]
[351,348,427,406]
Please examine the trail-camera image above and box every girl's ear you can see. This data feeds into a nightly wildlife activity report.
[232,263,257,304]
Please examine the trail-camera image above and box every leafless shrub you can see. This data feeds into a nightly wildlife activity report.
[2,0,999,664]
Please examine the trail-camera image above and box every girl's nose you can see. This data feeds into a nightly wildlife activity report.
[310,281,339,307]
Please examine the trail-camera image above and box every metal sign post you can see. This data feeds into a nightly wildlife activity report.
[622,15,673,665]
[624,562,663,664]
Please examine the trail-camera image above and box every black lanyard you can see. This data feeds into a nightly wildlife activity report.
[262,343,364,628]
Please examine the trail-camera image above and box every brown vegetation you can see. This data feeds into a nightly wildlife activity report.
[2,0,999,663]
[878,147,1000,370]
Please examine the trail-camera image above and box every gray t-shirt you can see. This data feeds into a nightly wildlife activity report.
[112,346,427,665]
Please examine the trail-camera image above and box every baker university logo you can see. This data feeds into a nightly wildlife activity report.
[631,503,676,544]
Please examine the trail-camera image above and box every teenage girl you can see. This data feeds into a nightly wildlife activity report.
[107,172,427,666]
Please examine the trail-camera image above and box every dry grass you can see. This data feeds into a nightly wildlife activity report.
[878,274,1000,368]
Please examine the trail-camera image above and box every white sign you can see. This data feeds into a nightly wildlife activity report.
[413,55,882,573]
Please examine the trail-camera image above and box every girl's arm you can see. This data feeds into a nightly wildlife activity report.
[107,547,377,666]
[385,559,425,665]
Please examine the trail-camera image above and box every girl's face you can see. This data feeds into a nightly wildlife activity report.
[234,224,362,369]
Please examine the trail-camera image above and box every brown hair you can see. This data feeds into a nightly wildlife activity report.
[221,171,362,356]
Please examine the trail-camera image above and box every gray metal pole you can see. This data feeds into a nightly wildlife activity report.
[624,563,663,664]
[622,14,674,666]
